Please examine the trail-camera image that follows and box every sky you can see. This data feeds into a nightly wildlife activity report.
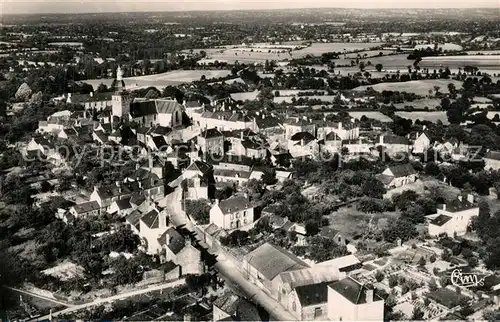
[1,0,498,14]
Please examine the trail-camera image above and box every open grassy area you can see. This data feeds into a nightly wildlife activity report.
[325,205,400,239]
[346,111,393,122]
[395,111,449,125]
[392,98,442,111]
[353,79,463,96]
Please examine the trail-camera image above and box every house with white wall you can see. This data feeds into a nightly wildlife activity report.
[209,195,254,230]
[327,277,384,321]
[412,131,431,154]
[376,163,417,189]
[428,194,479,237]
[484,151,500,171]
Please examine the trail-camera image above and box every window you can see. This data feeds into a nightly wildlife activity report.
[243,211,247,217]
[154,114,157,121]
[236,213,240,218]
[230,214,234,220]
[314,308,322,318]
[231,222,235,228]
[244,219,247,224]
[292,302,296,311]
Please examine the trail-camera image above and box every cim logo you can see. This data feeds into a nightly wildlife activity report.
[450,269,486,288]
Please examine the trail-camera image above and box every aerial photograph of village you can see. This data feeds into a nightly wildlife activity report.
[0,0,500,320]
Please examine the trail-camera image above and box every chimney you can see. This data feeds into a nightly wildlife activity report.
[68,93,72,98]
[262,114,265,119]
[243,192,248,199]
[136,163,140,170]
[379,135,383,145]
[165,231,170,245]
[183,99,186,106]
[458,195,463,202]
[215,199,219,205]
[338,122,342,130]
[365,289,374,304]
[467,194,474,204]
[149,156,153,170]
[443,204,446,211]
[240,131,244,141]
[159,212,167,228]
[138,180,142,188]
[301,138,305,146]
[90,92,93,97]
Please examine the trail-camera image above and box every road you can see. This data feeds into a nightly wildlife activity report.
[31,278,186,321]
[160,187,296,321]
[7,287,73,308]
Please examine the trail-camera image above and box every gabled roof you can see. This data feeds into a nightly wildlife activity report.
[156,99,182,114]
[325,131,341,141]
[328,277,383,305]
[244,243,309,280]
[158,227,185,254]
[126,210,143,227]
[284,118,313,126]
[151,136,168,149]
[218,196,252,214]
[72,201,100,214]
[114,198,132,210]
[150,125,172,135]
[201,128,223,139]
[439,197,477,213]
[290,132,315,142]
[295,282,330,306]
[430,214,452,226]
[130,100,157,118]
[387,163,416,178]
[93,130,108,143]
[255,116,281,129]
[186,160,212,174]
[140,208,161,229]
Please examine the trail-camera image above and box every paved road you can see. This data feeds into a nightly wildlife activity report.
[31,278,186,321]
[160,187,296,321]
[7,287,73,308]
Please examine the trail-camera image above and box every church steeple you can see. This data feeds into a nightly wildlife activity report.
[114,66,125,93]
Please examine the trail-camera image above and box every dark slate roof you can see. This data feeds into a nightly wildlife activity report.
[218,196,252,214]
[244,243,309,280]
[201,128,224,139]
[184,100,201,108]
[388,163,416,178]
[130,100,157,118]
[161,261,179,274]
[325,131,341,141]
[381,134,410,145]
[136,127,150,134]
[284,118,313,126]
[328,277,383,305]
[126,210,143,227]
[156,99,182,114]
[158,227,185,254]
[255,116,281,129]
[295,282,330,306]
[186,160,212,174]
[430,214,452,227]
[115,198,132,210]
[140,209,160,229]
[152,136,168,149]
[129,192,146,206]
[290,132,315,142]
[439,197,477,213]
[485,151,500,161]
[94,130,108,143]
[72,201,100,214]
[151,125,172,135]
[241,139,266,150]
[69,92,113,104]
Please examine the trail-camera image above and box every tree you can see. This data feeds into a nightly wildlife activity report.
[185,200,211,224]
[418,256,427,267]
[257,87,274,102]
[383,218,418,242]
[429,254,436,263]
[375,270,385,282]
[375,63,383,72]
[261,168,277,185]
[388,275,399,287]
[96,83,108,92]
[428,278,438,291]
[305,220,319,236]
[411,307,425,320]
[361,177,386,199]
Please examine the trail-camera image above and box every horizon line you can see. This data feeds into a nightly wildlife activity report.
[3,7,499,16]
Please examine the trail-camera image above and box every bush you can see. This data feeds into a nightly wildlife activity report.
[185,200,211,224]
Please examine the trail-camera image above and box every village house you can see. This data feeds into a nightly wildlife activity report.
[138,206,169,254]
[92,130,109,145]
[66,91,114,110]
[184,175,213,200]
[198,128,224,156]
[322,132,342,154]
[483,150,500,170]
[342,138,374,155]
[412,131,432,154]
[428,194,479,237]
[183,100,204,119]
[209,195,255,230]
[288,132,320,159]
[158,227,203,276]
[108,198,134,217]
[198,109,257,132]
[284,117,316,140]
[183,160,214,180]
[212,290,266,322]
[90,181,141,211]
[288,282,330,320]
[315,120,360,141]
[254,114,283,138]
[327,277,385,321]
[243,243,310,293]
[376,163,418,189]
[69,201,100,219]
[378,133,411,156]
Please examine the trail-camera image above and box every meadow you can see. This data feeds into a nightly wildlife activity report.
[353,79,463,96]
[395,111,449,124]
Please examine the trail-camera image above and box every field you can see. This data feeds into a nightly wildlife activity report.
[274,95,337,103]
[230,90,259,101]
[206,42,385,64]
[324,205,399,239]
[487,111,500,120]
[84,70,232,90]
[392,98,442,110]
[395,111,449,124]
[346,111,393,122]
[353,79,463,96]
[420,55,500,68]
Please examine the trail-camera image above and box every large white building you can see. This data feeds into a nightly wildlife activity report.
[209,195,254,230]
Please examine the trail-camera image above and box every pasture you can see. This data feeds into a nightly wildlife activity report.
[84,69,232,90]
[392,98,442,110]
[420,55,500,69]
[395,111,449,124]
[352,79,463,96]
[273,95,337,103]
[347,111,393,122]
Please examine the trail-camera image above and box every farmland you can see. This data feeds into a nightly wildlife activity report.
[84,69,232,90]
[420,55,500,69]
[392,98,442,110]
[395,111,449,124]
[353,79,463,96]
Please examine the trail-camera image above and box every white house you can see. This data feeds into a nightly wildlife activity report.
[378,133,411,155]
[327,277,384,322]
[412,131,431,154]
[284,117,316,140]
[129,99,184,128]
[315,120,359,141]
[138,207,169,254]
[69,201,100,219]
[428,194,479,237]
[209,195,254,230]
[288,132,320,159]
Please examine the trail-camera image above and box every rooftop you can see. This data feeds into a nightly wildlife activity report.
[328,277,383,305]
[295,282,330,306]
